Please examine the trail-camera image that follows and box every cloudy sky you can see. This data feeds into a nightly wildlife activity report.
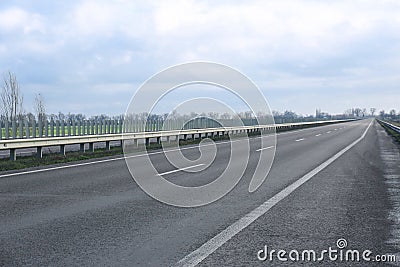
[0,0,399,116]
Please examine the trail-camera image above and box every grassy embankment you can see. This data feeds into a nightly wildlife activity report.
[378,120,400,144]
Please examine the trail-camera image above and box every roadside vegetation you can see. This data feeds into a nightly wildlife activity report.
[378,120,400,144]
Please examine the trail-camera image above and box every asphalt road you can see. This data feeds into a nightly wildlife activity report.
[0,119,399,266]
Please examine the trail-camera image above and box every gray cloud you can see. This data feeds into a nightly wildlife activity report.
[0,0,399,115]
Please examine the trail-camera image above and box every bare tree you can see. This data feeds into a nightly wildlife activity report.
[362,108,367,117]
[370,108,376,116]
[390,109,397,118]
[0,71,24,121]
[34,92,46,122]
[354,108,362,117]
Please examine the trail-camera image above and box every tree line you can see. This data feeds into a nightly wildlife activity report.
[2,71,398,123]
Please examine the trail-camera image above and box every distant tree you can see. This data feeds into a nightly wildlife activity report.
[353,108,362,117]
[58,112,65,121]
[34,93,46,122]
[362,108,367,117]
[26,112,35,122]
[0,71,24,121]
[370,108,376,116]
[208,112,219,119]
[75,113,86,121]
[220,113,231,119]
[379,110,385,118]
[272,110,282,117]
[283,110,297,119]
[389,109,396,118]
[344,109,353,116]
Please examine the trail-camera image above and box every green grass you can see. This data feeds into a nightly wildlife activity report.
[0,147,127,172]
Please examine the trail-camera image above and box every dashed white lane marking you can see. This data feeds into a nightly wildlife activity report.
[256,146,275,152]
[295,138,305,142]
[315,134,322,137]
[326,131,332,134]
[175,120,372,267]
[334,129,338,131]
[157,164,205,176]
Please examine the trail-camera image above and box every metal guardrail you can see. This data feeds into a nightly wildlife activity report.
[0,119,354,161]
[377,119,400,133]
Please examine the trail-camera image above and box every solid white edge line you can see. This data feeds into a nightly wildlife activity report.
[174,120,373,267]
[255,146,274,152]
[157,164,205,176]
[0,121,355,179]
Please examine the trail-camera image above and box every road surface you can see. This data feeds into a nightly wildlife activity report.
[0,119,399,266]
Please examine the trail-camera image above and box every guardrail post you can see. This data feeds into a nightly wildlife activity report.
[60,144,66,156]
[95,120,98,135]
[88,143,94,152]
[10,148,16,161]
[50,119,54,137]
[109,120,113,134]
[67,120,71,136]
[61,120,65,136]
[56,120,60,136]
[90,120,94,135]
[126,119,130,133]
[19,120,23,138]
[157,136,161,144]
[145,138,150,146]
[166,136,170,143]
[105,141,111,150]
[82,120,85,135]
[80,143,85,152]
[72,120,76,136]
[32,119,36,138]
[38,120,43,138]
[25,119,30,138]
[37,146,43,158]
[12,119,16,139]
[5,120,9,139]
[77,121,81,136]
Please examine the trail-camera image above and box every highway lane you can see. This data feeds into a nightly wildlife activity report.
[0,119,398,266]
